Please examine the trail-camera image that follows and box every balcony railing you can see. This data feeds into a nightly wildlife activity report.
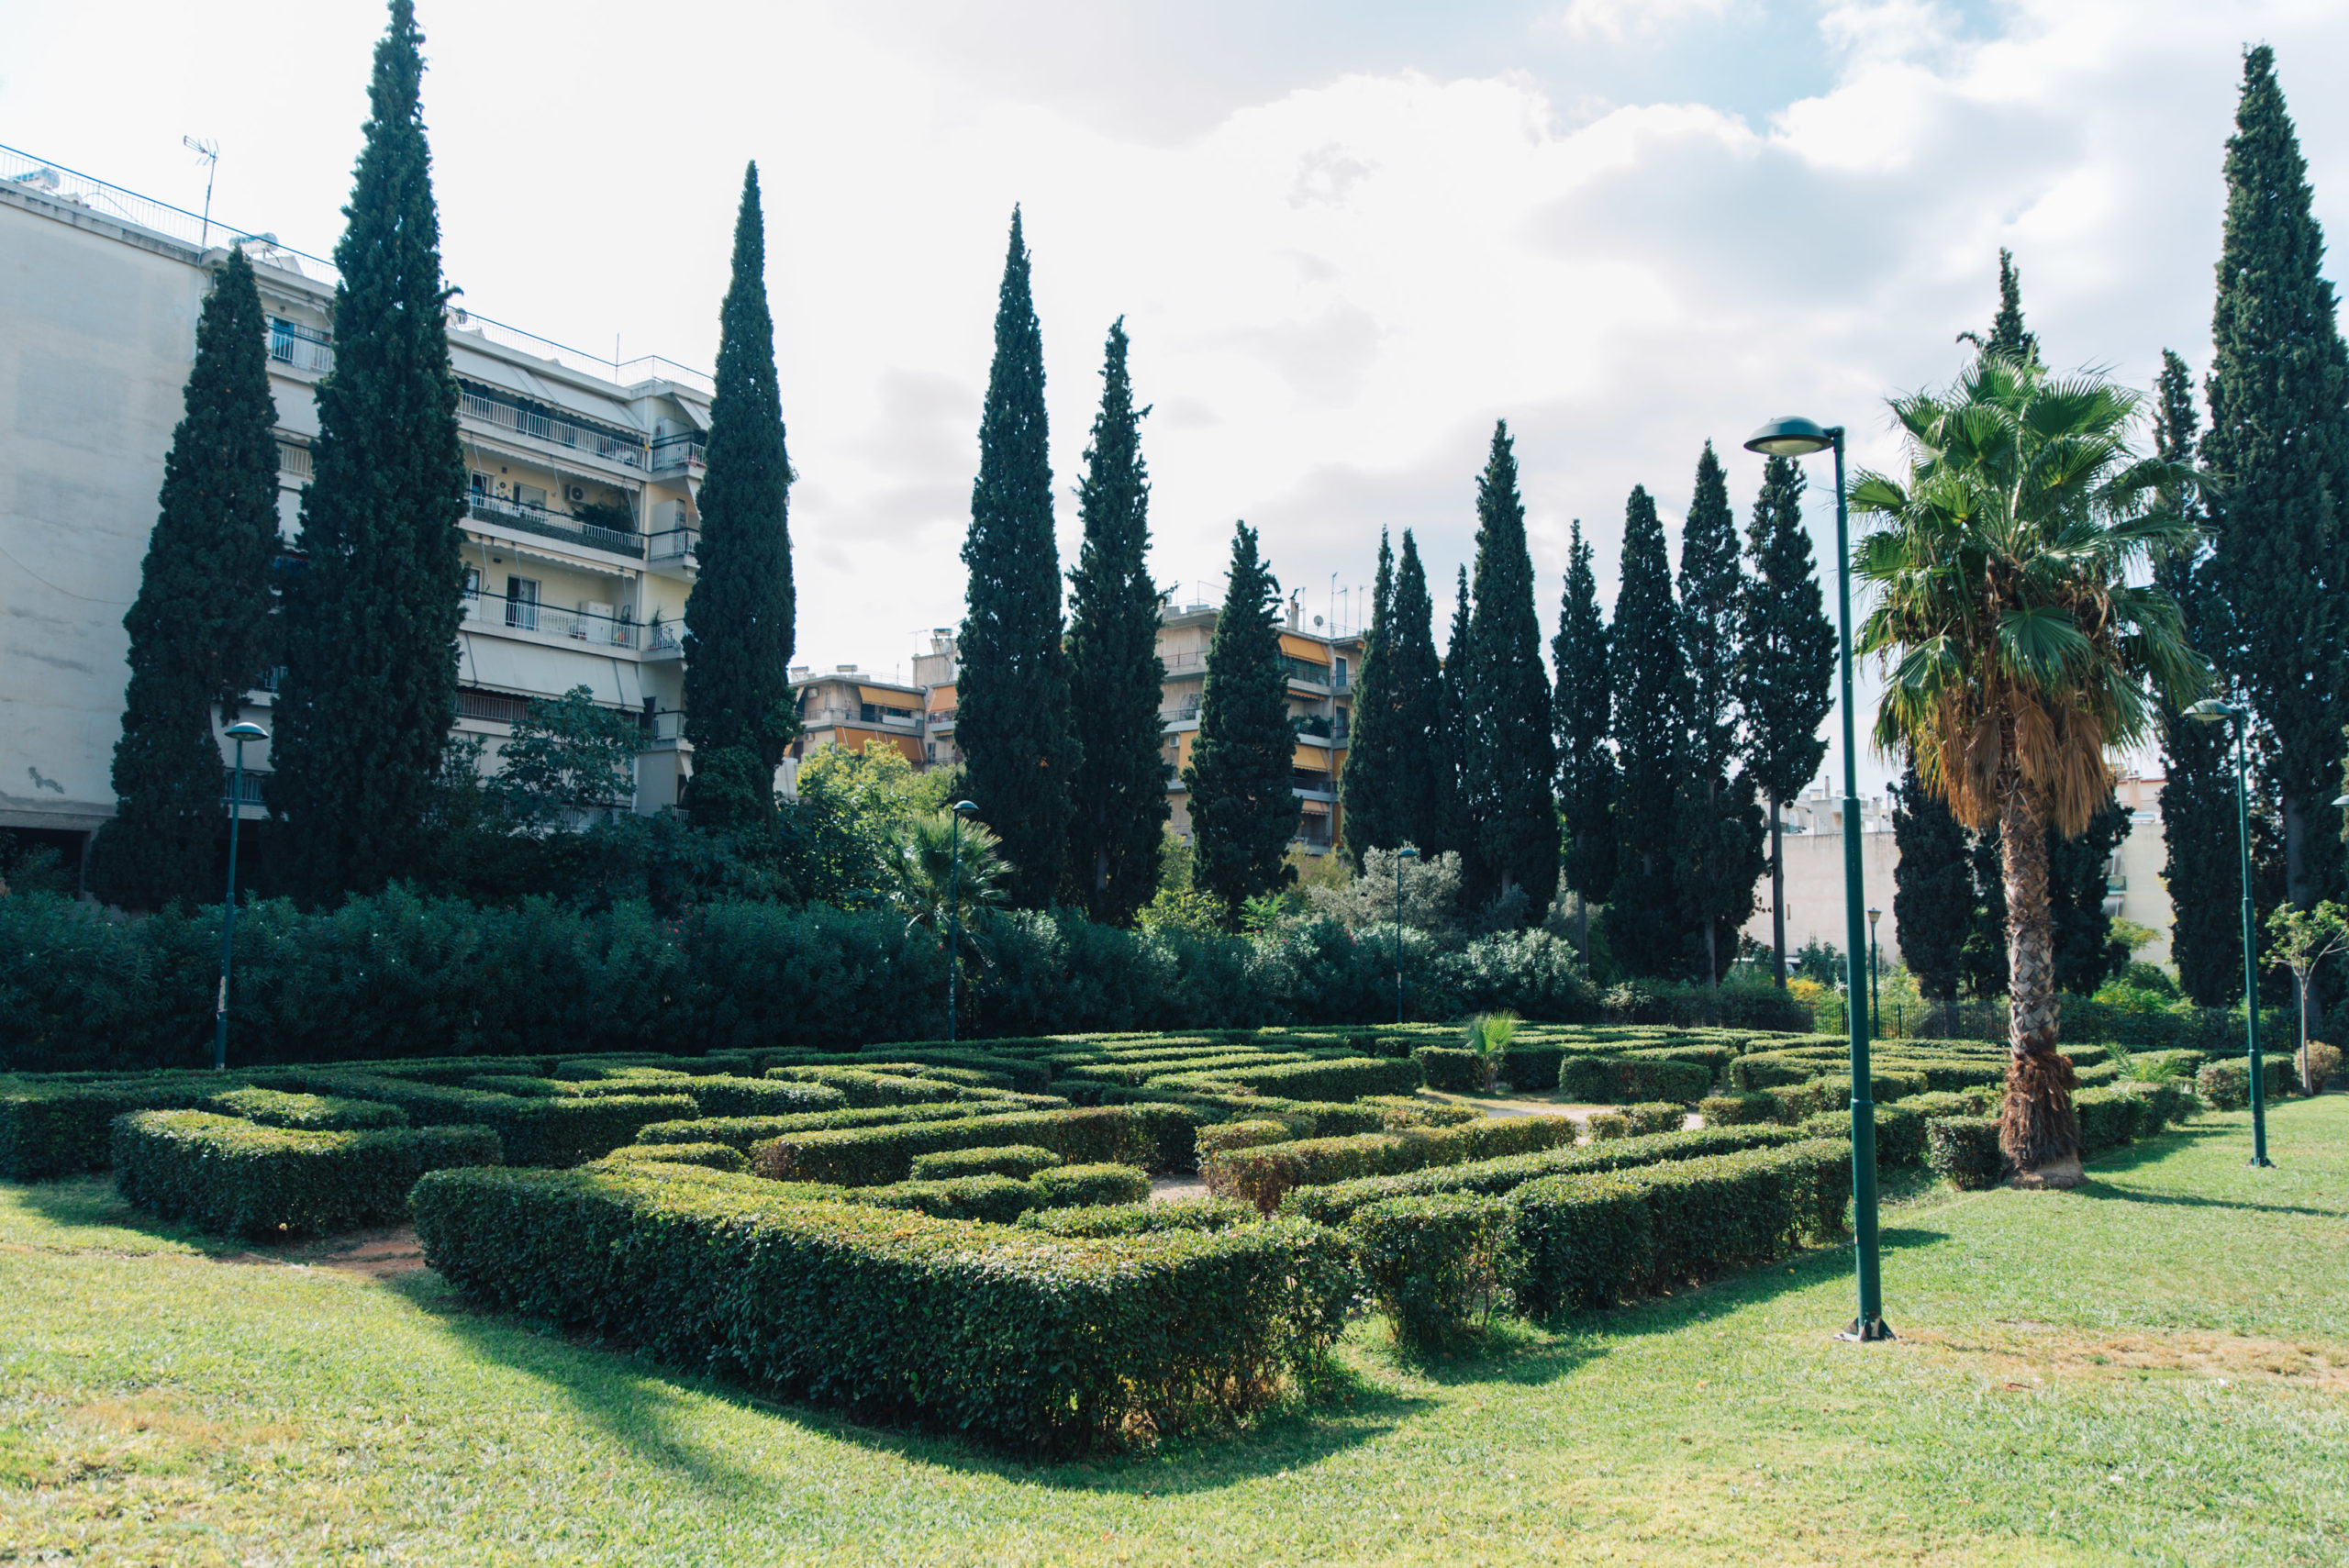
[648,527,699,565]
[267,317,333,374]
[220,768,269,806]
[464,589,640,649]
[651,433,707,473]
[459,386,649,470]
[466,496,644,558]
[1277,654,1332,686]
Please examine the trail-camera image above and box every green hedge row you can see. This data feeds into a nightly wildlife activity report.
[2197,1055,2295,1110]
[1555,1056,1712,1105]
[409,1162,1356,1452]
[909,1144,1064,1180]
[114,1110,500,1237]
[206,1087,407,1131]
[635,1102,1002,1151]
[1347,1194,1513,1348]
[1017,1196,1257,1238]
[270,1073,697,1168]
[2,1074,246,1178]
[595,1141,749,1173]
[751,1105,1170,1186]
[1143,1056,1424,1103]
[1202,1116,1579,1214]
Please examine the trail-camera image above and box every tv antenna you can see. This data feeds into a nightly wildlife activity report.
[182,137,219,250]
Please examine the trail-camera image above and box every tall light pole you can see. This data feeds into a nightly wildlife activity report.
[214,720,267,1071]
[2188,699,2271,1166]
[1744,415,1890,1342]
[1866,906,1883,1036]
[944,800,978,1044]
[1394,846,1419,1025]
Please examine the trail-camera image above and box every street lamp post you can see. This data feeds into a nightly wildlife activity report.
[213,720,268,1071]
[1744,415,1890,1342]
[1394,847,1419,1025]
[2188,700,2271,1166]
[945,800,978,1045]
[1866,906,1883,1036]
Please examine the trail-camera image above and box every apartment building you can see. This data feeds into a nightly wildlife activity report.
[0,149,711,857]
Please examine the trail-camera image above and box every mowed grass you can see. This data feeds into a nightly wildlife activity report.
[3,1100,2345,1566]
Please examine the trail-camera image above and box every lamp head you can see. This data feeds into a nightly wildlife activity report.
[952,799,978,815]
[1866,906,1882,927]
[223,721,269,742]
[2186,698,2242,724]
[1742,416,1836,458]
[2334,795,2349,808]
[1397,847,1419,860]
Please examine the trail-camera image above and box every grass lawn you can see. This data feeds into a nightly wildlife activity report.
[3,1099,2344,1566]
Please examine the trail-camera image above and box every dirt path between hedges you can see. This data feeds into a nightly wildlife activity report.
[219,1224,430,1280]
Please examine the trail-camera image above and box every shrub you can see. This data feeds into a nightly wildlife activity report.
[1586,1111,1630,1140]
[634,1102,996,1151]
[2196,1055,2295,1111]
[1032,1162,1153,1208]
[206,1087,406,1132]
[1194,1118,1296,1161]
[1347,1194,1515,1349]
[2113,1078,2197,1131]
[909,1144,1063,1181]
[114,1111,500,1237]
[1204,1116,1579,1214]
[1924,1117,2005,1189]
[857,1173,1041,1224]
[1798,1103,1927,1169]
[2073,1086,2161,1156]
[1,1074,235,1178]
[1017,1196,1257,1238]
[1509,1139,1849,1317]
[2299,1040,2341,1095]
[1282,1124,1805,1227]
[1621,1102,1685,1137]
[1412,1046,1483,1094]
[1698,1092,1776,1127]
[409,1163,1356,1452]
[1364,1095,1480,1129]
[766,1066,980,1108]
[595,1141,749,1173]
[751,1106,1160,1186]
[1145,1056,1423,1102]
[1555,1056,1710,1105]
[686,1077,852,1118]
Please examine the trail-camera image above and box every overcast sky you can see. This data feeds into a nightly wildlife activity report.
[8,0,2347,795]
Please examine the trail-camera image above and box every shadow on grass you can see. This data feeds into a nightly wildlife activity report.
[5,1173,231,1254]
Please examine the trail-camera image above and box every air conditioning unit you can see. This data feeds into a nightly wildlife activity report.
[567,485,585,503]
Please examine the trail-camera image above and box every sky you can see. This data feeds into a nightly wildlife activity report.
[6,0,2347,795]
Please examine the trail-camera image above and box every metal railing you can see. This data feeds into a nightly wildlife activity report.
[644,620,683,655]
[648,527,699,565]
[267,317,334,374]
[464,589,640,649]
[1277,654,1332,686]
[651,433,707,472]
[459,387,649,471]
[220,768,268,806]
[466,496,644,558]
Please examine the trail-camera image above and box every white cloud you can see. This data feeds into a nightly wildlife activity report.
[1551,0,1737,44]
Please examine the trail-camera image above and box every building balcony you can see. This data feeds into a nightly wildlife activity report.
[467,496,645,560]
[464,588,643,650]
[459,385,649,472]
[1277,654,1332,689]
[266,317,333,376]
[651,433,707,476]
[647,527,699,573]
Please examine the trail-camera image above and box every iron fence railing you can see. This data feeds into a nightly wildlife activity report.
[466,496,643,558]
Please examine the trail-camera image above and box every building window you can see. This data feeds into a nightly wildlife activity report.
[505,575,540,631]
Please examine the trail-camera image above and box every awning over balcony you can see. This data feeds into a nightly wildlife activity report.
[460,632,645,709]
[451,341,648,433]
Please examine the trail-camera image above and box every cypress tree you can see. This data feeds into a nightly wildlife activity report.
[95,248,281,909]
[1386,531,1449,855]
[2151,349,2241,1006]
[1460,421,1558,917]
[1892,752,1974,1032]
[958,208,1077,909]
[2049,796,2132,995]
[1673,442,1764,982]
[1064,317,1167,923]
[1433,565,1474,860]
[1338,530,1400,867]
[1958,248,2039,363]
[1609,484,1692,976]
[1553,519,1616,954]
[1737,453,1834,984]
[269,0,466,902]
[682,163,798,825]
[2201,46,2349,923]
[1185,522,1298,917]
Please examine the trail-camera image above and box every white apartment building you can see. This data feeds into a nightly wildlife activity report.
[1,149,712,866]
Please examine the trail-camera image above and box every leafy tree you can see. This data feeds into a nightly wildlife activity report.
[268,0,467,902]
[958,208,1076,908]
[1608,484,1692,977]
[1304,845,1465,939]
[1386,532,1451,857]
[684,163,798,822]
[95,248,280,909]
[1891,752,1973,1031]
[2265,900,2349,1092]
[1854,354,2204,1177]
[1737,454,1834,984]
[1459,421,1557,917]
[488,687,640,830]
[2201,47,2349,937]
[1552,519,1615,956]
[1338,530,1401,867]
[794,740,960,903]
[1673,441,1764,983]
[1064,318,1168,922]
[1185,523,1299,918]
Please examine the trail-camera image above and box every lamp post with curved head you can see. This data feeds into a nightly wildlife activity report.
[2188,698,2272,1167]
[214,720,268,1071]
[1743,414,1890,1342]
[1866,906,1883,1034]
[945,801,978,1044]
[1394,846,1419,1024]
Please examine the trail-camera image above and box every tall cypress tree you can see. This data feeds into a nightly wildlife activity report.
[1892,752,1973,1032]
[1958,248,2039,363]
[1609,484,1692,976]
[1386,531,1449,855]
[1460,421,1558,917]
[959,208,1077,908]
[2151,350,2239,1006]
[1553,519,1616,954]
[1433,565,1475,860]
[2202,46,2349,925]
[1673,442,1763,982]
[683,162,797,826]
[1338,530,1400,867]
[269,0,466,902]
[95,248,280,909]
[1064,317,1167,923]
[1737,453,1834,984]
[1186,522,1298,917]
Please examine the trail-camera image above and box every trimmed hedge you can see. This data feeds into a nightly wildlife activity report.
[206,1087,406,1132]
[290,1076,699,1169]
[2,1074,237,1178]
[766,1066,988,1108]
[855,1173,1041,1224]
[1347,1193,1514,1348]
[1281,1124,1806,1227]
[1017,1196,1257,1238]
[2197,1055,2295,1111]
[595,1141,749,1173]
[1924,1117,2004,1189]
[1798,1102,1928,1169]
[1032,1162,1153,1208]
[1698,1092,1776,1127]
[751,1106,1161,1186]
[1555,1056,1711,1105]
[1145,1056,1424,1102]
[1509,1138,1849,1317]
[409,1163,1356,1452]
[1411,1046,1484,1094]
[910,1144,1063,1181]
[1194,1118,1297,1162]
[114,1110,500,1237]
[636,1103,997,1151]
[680,1076,852,1118]
[1204,1116,1580,1214]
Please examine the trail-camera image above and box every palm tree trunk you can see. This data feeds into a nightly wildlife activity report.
[1998,779,2079,1174]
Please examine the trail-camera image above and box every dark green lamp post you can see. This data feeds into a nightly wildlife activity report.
[2188,698,2271,1167]
[945,800,978,1044]
[1743,415,1891,1342]
[1866,906,1883,1034]
[1394,846,1419,1024]
[213,720,268,1071]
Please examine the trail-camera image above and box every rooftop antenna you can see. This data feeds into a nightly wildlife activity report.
[182,137,218,250]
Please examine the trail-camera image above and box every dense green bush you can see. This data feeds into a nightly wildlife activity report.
[1586,1110,1631,1140]
[1145,1056,1423,1103]
[408,1162,1356,1452]
[1193,1118,1296,1161]
[909,1144,1063,1181]
[855,1173,1041,1224]
[1798,1103,1927,1169]
[1409,1046,1483,1094]
[270,1073,696,1168]
[1620,1102,1685,1137]
[206,1087,406,1131]
[1017,1196,1257,1237]
[766,1066,980,1107]
[2196,1055,2295,1111]
[752,1106,1160,1186]
[634,1102,996,1151]
[594,1140,749,1173]
[114,1110,500,1237]
[1698,1092,1776,1127]
[1924,1117,2005,1189]
[1509,1139,1848,1317]
[1,1074,239,1178]
[1205,1115,1579,1213]
[1555,1056,1711,1105]
[1347,1194,1515,1349]
[1032,1162,1153,1208]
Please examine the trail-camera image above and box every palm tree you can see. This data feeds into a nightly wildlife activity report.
[1854,355,2206,1182]
[893,809,1010,942]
